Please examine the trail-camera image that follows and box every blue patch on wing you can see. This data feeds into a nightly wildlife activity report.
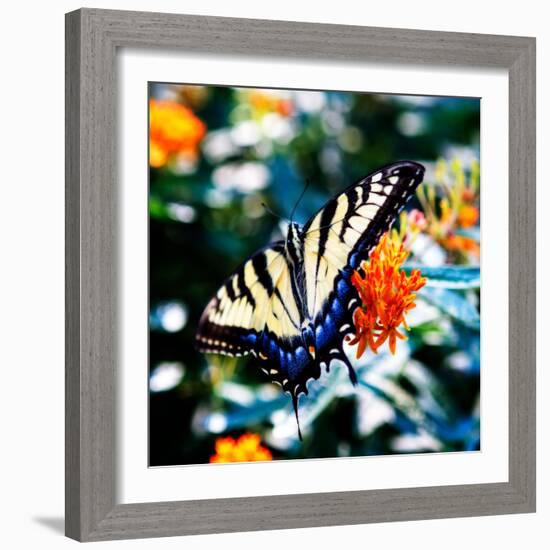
[312,271,358,385]
[257,332,320,395]
[254,268,359,399]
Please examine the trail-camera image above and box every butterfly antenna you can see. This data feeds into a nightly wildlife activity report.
[292,395,303,441]
[290,178,311,223]
[261,202,284,221]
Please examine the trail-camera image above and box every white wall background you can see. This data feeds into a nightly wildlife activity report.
[0,0,546,548]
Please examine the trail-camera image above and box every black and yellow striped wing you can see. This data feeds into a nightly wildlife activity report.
[291,161,425,405]
[302,160,425,320]
[196,243,302,356]
[196,241,318,417]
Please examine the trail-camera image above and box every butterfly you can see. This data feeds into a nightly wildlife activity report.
[196,161,425,438]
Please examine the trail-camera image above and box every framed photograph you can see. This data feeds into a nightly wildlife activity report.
[65,8,536,542]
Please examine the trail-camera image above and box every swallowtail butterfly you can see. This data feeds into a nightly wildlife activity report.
[196,161,425,437]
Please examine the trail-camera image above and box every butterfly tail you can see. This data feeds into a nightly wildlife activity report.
[292,395,303,441]
[339,351,358,386]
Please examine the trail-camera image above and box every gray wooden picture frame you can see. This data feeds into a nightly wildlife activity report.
[65,8,536,542]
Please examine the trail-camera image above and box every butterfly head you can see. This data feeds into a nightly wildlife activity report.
[286,221,302,246]
[287,221,302,237]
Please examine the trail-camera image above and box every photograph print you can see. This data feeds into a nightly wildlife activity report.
[148,82,481,466]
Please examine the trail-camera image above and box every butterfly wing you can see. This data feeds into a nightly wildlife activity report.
[196,243,320,401]
[196,242,296,354]
[301,160,425,377]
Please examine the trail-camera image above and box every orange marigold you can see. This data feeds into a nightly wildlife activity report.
[149,99,206,168]
[209,433,273,464]
[347,232,426,358]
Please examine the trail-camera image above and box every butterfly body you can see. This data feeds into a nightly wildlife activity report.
[196,161,425,435]
[283,222,308,322]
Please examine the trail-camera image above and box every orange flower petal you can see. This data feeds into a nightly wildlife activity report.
[356,334,367,359]
[149,99,206,169]
[457,204,479,228]
[348,232,426,357]
[210,433,272,463]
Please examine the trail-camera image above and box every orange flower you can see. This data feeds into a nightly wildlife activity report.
[461,187,476,202]
[149,99,206,169]
[415,159,480,262]
[347,232,426,358]
[443,234,480,255]
[209,433,273,463]
[457,204,479,228]
[247,90,293,117]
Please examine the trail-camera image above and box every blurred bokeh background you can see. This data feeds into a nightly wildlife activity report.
[148,83,481,466]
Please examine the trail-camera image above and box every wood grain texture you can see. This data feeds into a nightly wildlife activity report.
[507,39,536,508]
[65,7,536,542]
[65,10,81,540]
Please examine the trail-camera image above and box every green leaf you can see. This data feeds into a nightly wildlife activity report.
[149,195,170,220]
[418,287,480,330]
[403,264,480,289]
